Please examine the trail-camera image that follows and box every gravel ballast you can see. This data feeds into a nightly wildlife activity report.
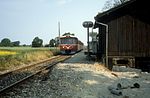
[3,52,150,98]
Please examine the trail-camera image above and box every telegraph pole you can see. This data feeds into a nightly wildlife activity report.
[58,21,61,45]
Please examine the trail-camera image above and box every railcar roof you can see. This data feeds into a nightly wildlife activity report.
[60,36,78,39]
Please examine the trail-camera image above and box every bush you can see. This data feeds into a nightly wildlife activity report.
[0,38,12,47]
[32,37,43,47]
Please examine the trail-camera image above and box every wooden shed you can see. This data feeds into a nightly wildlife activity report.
[94,0,150,70]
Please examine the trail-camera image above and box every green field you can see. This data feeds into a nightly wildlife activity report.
[0,47,58,51]
[0,47,60,71]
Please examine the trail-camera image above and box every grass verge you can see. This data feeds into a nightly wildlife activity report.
[0,47,60,71]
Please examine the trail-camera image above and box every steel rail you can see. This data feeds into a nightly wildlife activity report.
[0,55,71,95]
[0,55,60,78]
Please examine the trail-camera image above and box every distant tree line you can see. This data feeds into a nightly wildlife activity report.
[0,37,57,48]
[0,38,20,47]
[0,32,76,47]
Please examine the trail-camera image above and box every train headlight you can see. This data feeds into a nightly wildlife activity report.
[67,47,69,49]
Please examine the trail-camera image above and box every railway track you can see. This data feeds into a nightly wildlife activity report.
[0,55,71,95]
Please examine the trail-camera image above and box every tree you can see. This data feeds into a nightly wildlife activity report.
[62,32,75,36]
[0,38,11,47]
[55,37,60,46]
[49,39,56,47]
[12,41,20,47]
[44,44,50,47]
[102,0,114,12]
[22,44,27,47]
[113,0,129,6]
[89,32,97,38]
[32,37,43,47]
[102,0,130,11]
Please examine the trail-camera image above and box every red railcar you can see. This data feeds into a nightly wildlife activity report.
[59,36,83,54]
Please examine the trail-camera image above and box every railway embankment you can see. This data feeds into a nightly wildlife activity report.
[0,47,59,72]
[2,51,150,98]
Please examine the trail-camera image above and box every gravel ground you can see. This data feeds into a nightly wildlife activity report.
[2,52,150,98]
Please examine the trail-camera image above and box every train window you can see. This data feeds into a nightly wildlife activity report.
[60,38,77,44]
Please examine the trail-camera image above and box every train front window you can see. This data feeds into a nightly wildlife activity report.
[60,38,77,44]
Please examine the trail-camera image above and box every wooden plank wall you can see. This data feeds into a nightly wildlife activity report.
[108,15,150,57]
[97,25,106,58]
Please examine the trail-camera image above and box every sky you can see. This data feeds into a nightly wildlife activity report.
[0,0,107,45]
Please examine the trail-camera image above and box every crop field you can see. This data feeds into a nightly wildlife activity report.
[0,51,17,56]
[0,47,57,51]
[0,47,59,55]
[0,47,60,71]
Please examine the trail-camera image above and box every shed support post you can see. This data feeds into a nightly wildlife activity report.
[96,21,109,68]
